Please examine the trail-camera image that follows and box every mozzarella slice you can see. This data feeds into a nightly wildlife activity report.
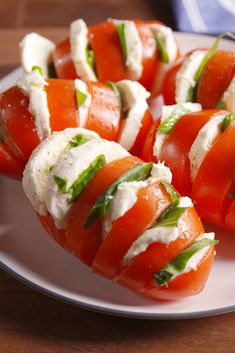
[189,112,228,180]
[176,50,208,103]
[19,33,55,78]
[17,70,51,141]
[223,76,235,113]
[70,19,97,81]
[123,196,193,265]
[153,103,202,159]
[116,80,150,151]
[46,139,129,229]
[109,19,143,80]
[74,79,91,127]
[22,128,100,216]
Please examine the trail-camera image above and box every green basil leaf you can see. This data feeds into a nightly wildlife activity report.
[155,238,219,286]
[160,180,179,204]
[68,134,90,148]
[76,88,87,108]
[158,207,187,228]
[54,175,68,193]
[47,62,57,78]
[106,81,121,100]
[32,65,43,76]
[158,106,190,134]
[86,46,95,72]
[84,162,153,228]
[117,23,128,65]
[220,113,235,132]
[69,154,106,203]
[186,86,196,103]
[155,35,169,63]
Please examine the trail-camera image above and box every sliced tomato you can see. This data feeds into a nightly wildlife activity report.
[142,245,215,300]
[197,51,235,109]
[0,140,25,179]
[162,60,181,105]
[160,110,217,196]
[0,86,40,161]
[116,207,203,292]
[140,119,159,162]
[53,38,77,79]
[66,156,141,265]
[38,213,66,248]
[45,79,78,131]
[92,182,171,280]
[192,123,235,227]
[86,82,120,140]
[225,198,235,233]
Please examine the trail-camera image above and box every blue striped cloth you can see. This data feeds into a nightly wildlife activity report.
[171,0,235,34]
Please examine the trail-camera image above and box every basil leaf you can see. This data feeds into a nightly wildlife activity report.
[220,113,235,132]
[68,134,90,148]
[158,207,187,228]
[106,81,121,101]
[86,46,95,71]
[158,106,190,134]
[47,62,57,78]
[54,176,68,193]
[117,23,128,65]
[155,35,169,63]
[0,135,4,143]
[76,88,87,108]
[160,180,179,204]
[69,154,106,203]
[155,238,219,286]
[32,65,43,76]
[84,162,153,228]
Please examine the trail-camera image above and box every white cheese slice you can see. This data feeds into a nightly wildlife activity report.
[22,128,100,216]
[223,76,235,113]
[109,19,143,80]
[189,112,228,181]
[17,70,51,141]
[175,50,208,103]
[70,19,97,81]
[116,80,150,151]
[123,196,193,265]
[74,79,91,127]
[46,139,129,229]
[19,33,55,78]
[153,103,202,159]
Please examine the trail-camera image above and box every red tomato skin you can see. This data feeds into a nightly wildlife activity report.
[140,119,159,162]
[197,51,235,109]
[0,140,25,179]
[53,38,77,79]
[37,213,66,248]
[142,246,215,300]
[162,61,180,105]
[225,199,235,233]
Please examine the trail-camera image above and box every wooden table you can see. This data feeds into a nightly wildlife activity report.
[0,1,235,352]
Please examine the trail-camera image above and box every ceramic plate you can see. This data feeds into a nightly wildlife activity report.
[0,32,235,319]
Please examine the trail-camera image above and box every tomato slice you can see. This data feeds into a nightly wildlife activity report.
[116,207,203,292]
[225,198,235,233]
[0,140,25,179]
[86,82,120,141]
[45,79,78,131]
[0,86,40,161]
[66,156,141,265]
[197,51,235,109]
[142,245,215,300]
[162,61,181,105]
[192,123,235,227]
[38,213,66,248]
[92,182,171,280]
[140,119,159,162]
[53,38,77,79]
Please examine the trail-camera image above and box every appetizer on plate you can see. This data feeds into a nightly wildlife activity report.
[22,128,217,301]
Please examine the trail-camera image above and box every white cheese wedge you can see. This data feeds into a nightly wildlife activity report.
[19,33,55,78]
[109,19,143,80]
[17,70,51,141]
[74,79,91,127]
[153,103,202,159]
[70,19,97,81]
[123,196,193,265]
[22,128,100,216]
[223,76,235,113]
[116,80,150,151]
[175,50,208,103]
[189,112,228,181]
[46,139,129,229]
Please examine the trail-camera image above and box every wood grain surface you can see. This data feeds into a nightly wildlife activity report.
[0,1,235,352]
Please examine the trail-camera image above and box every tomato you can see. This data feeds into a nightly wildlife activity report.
[225,198,235,233]
[162,60,182,105]
[38,213,66,248]
[0,86,40,161]
[142,245,215,300]
[116,207,203,291]
[53,38,77,79]
[0,140,24,179]
[192,123,235,227]
[197,51,235,109]
[45,79,78,131]
[140,119,159,162]
[66,156,141,265]
[92,182,171,280]
[86,82,120,141]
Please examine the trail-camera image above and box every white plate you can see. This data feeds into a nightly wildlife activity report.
[0,32,235,319]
